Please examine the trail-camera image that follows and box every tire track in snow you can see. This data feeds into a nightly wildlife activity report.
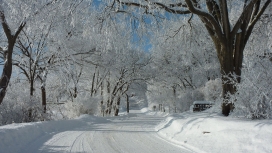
[69,131,86,152]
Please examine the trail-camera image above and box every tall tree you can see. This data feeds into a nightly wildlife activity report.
[0,0,65,105]
[0,6,25,105]
[107,0,271,115]
[147,20,220,112]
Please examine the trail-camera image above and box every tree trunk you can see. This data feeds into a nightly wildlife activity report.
[173,86,177,113]
[126,94,129,113]
[105,76,111,114]
[114,95,121,116]
[206,34,243,116]
[0,11,26,105]
[108,97,114,115]
[30,79,34,96]
[217,36,243,116]
[0,40,15,104]
[100,81,104,116]
[91,71,96,97]
[221,77,236,116]
[41,86,46,113]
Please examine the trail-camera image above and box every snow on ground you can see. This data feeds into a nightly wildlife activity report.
[0,115,103,153]
[0,108,272,153]
[0,109,190,153]
[155,111,272,153]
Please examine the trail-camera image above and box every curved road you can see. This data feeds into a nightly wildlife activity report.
[22,110,192,153]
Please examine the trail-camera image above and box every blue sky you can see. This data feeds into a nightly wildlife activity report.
[92,0,153,52]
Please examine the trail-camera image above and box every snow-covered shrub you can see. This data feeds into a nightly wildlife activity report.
[49,94,100,119]
[202,78,222,101]
[231,56,272,119]
[77,94,99,115]
[0,82,44,125]
[61,101,83,119]
[178,89,204,112]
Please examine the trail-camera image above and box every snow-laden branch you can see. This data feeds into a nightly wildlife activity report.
[184,0,224,41]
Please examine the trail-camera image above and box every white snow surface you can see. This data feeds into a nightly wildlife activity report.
[156,111,272,153]
[1,108,272,153]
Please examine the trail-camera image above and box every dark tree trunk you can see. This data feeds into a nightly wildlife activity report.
[91,66,99,97]
[73,87,77,98]
[30,79,34,96]
[173,86,177,113]
[126,94,129,113]
[108,98,114,115]
[0,42,14,104]
[100,81,104,115]
[217,40,241,116]
[0,11,26,105]
[91,71,96,97]
[41,86,46,113]
[105,76,111,114]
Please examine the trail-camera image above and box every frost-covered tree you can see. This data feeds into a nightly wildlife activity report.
[11,0,92,113]
[91,47,150,116]
[230,13,272,119]
[231,56,272,119]
[13,23,55,96]
[80,18,151,116]
[0,0,69,105]
[146,18,220,112]
[0,0,98,122]
[0,2,25,104]
[104,0,272,115]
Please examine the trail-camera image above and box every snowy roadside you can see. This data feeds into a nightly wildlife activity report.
[0,109,192,153]
[1,108,272,153]
[154,111,272,153]
[0,115,108,153]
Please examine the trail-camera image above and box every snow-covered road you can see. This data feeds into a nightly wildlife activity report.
[18,110,192,153]
[2,109,272,153]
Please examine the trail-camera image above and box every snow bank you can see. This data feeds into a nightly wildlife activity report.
[156,111,272,153]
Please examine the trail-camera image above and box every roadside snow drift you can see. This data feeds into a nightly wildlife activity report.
[156,111,272,153]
